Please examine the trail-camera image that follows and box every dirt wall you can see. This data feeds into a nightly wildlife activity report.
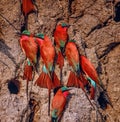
[0,0,120,122]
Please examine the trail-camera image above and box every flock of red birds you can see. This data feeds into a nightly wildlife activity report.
[19,0,112,121]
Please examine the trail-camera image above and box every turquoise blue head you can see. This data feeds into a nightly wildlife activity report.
[61,86,70,92]
[22,30,30,36]
[69,39,76,43]
[35,33,44,39]
[61,22,69,27]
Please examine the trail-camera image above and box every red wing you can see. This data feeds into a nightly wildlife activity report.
[22,0,36,16]
[67,71,80,88]
[65,42,79,68]
[52,92,66,117]
[40,36,55,70]
[35,72,48,88]
[20,36,38,64]
[80,55,99,84]
[23,63,33,81]
[35,72,60,89]
[90,86,95,99]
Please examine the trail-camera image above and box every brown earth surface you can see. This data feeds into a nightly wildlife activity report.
[0,0,120,122]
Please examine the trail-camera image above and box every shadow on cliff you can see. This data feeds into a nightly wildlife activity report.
[99,42,120,59]
[0,39,17,66]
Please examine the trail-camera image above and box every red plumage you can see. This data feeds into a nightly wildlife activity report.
[51,87,70,121]
[20,34,39,65]
[35,35,60,115]
[21,0,36,17]
[23,63,33,81]
[35,35,60,88]
[65,41,79,69]
[80,55,99,84]
[35,72,60,89]
[67,71,87,90]
[79,55,99,99]
[65,41,96,108]
[54,23,68,70]
[65,41,86,88]
[52,90,67,117]
[67,71,80,88]
[54,24,68,49]
[90,86,95,99]
[20,0,38,31]
[40,36,55,71]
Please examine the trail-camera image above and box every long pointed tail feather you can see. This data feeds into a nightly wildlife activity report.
[90,86,95,99]
[80,55,99,84]
[35,72,48,88]
[35,71,61,116]
[52,72,61,88]
[23,64,33,81]
[67,71,88,89]
[67,71,79,87]
[23,63,33,103]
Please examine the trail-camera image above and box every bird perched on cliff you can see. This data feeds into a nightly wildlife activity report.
[80,55,113,109]
[65,40,87,89]
[35,34,61,115]
[19,30,40,70]
[19,30,39,101]
[53,23,69,82]
[20,0,38,31]
[65,40,112,109]
[65,40,98,109]
[51,86,71,122]
[80,55,98,99]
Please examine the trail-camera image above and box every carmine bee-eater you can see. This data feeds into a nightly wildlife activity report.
[65,40,87,89]
[80,55,113,109]
[54,23,69,81]
[65,40,96,108]
[20,0,38,31]
[19,30,40,71]
[35,34,61,115]
[80,55,98,99]
[51,86,71,122]
[19,30,39,101]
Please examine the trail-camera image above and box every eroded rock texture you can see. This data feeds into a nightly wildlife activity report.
[0,0,120,122]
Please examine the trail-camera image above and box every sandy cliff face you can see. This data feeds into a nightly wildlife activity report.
[0,0,120,122]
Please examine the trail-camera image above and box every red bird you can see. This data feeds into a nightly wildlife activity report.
[65,40,96,108]
[54,23,69,81]
[80,55,99,84]
[80,55,113,109]
[20,30,39,100]
[19,30,40,70]
[80,55,98,99]
[65,40,96,98]
[35,34,61,115]
[65,40,87,89]
[20,0,38,31]
[51,86,70,122]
